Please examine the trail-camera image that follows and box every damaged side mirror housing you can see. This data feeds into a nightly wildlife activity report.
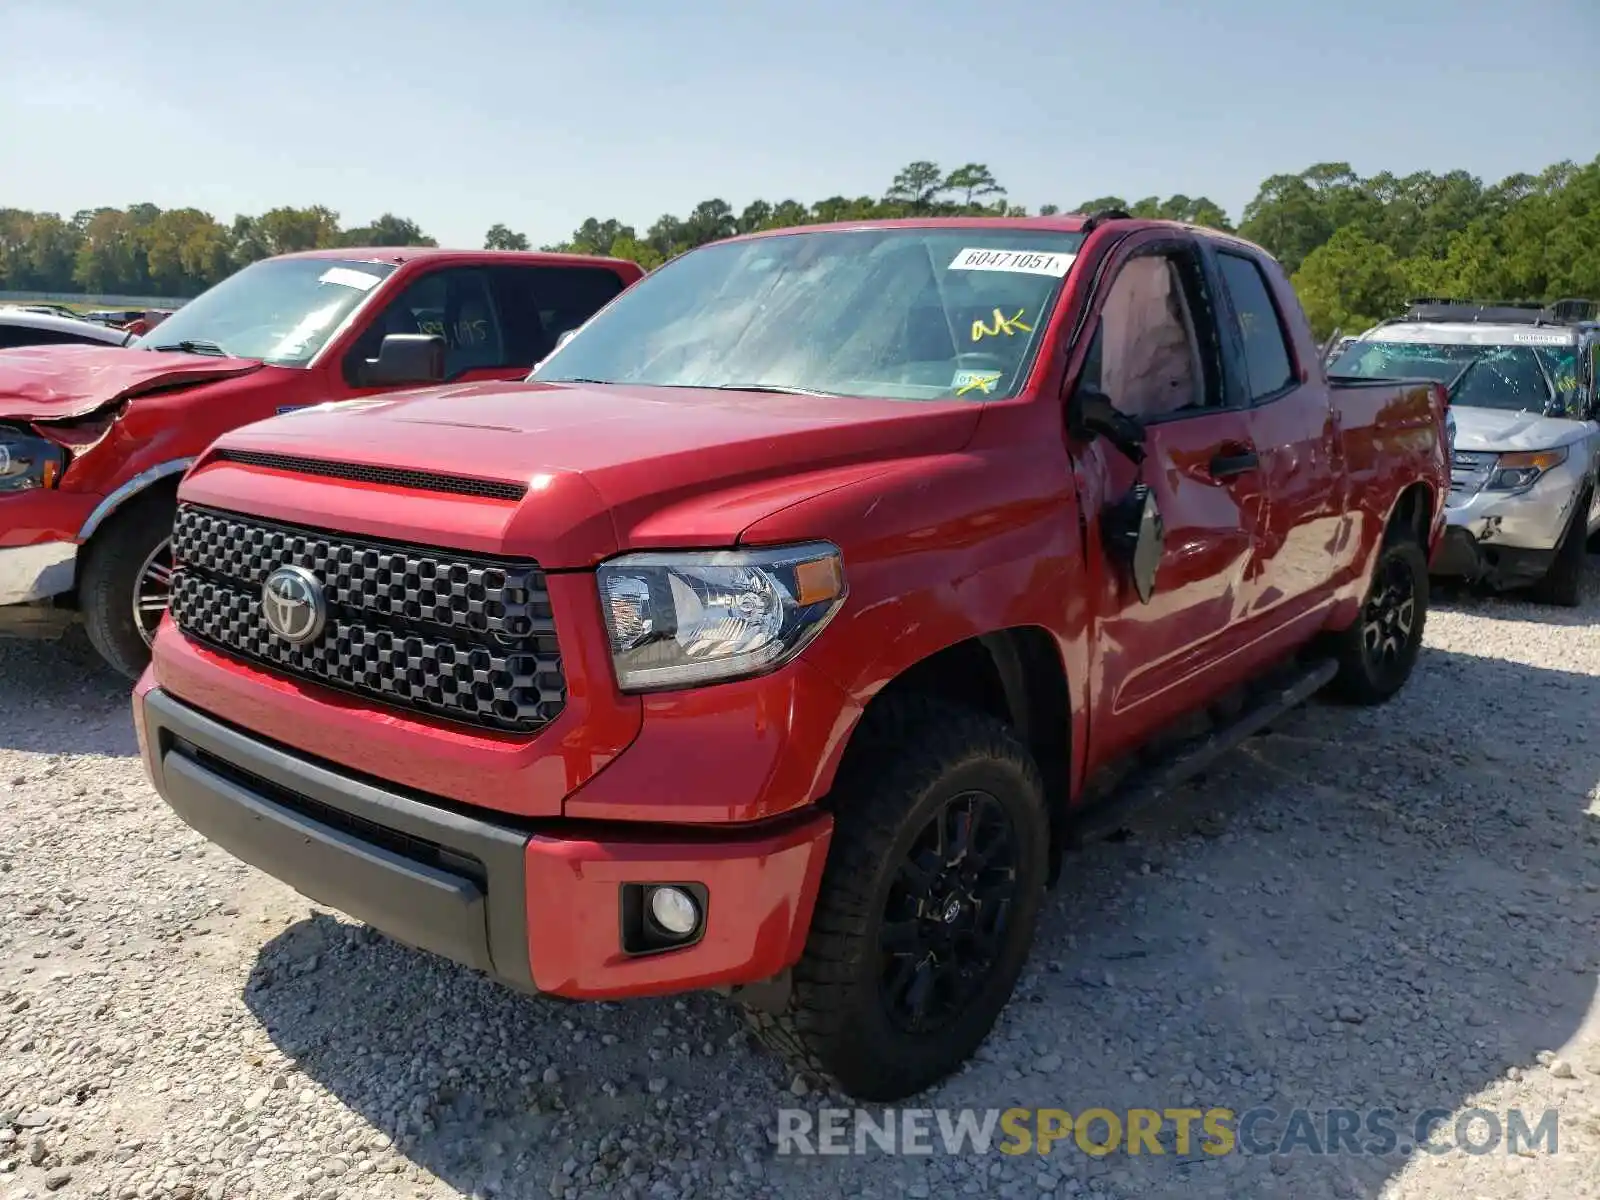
[1069,384,1148,464]
[1101,483,1165,604]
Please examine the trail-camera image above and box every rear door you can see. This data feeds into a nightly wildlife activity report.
[1074,232,1268,763]
[1209,244,1346,624]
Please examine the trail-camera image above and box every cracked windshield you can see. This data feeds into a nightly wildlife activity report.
[532,229,1085,400]
[1332,337,1583,415]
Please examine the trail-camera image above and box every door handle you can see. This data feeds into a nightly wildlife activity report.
[1209,448,1259,479]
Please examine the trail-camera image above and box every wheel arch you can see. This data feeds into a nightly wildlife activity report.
[1382,479,1435,548]
[825,626,1074,877]
[78,458,194,544]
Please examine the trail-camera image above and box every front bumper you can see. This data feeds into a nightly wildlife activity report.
[1443,462,1585,553]
[1429,524,1556,589]
[135,680,834,999]
[0,540,76,606]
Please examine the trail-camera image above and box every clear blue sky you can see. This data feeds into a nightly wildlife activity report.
[2,0,1596,248]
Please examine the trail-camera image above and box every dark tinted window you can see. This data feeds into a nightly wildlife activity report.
[347,267,504,382]
[0,324,114,349]
[1216,251,1295,400]
[346,264,627,383]
[488,265,626,366]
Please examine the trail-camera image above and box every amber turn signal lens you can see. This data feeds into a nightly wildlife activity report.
[793,555,844,605]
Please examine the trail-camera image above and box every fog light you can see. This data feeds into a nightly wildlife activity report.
[648,886,700,936]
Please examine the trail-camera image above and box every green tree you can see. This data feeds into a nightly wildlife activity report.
[254,206,341,255]
[73,208,146,293]
[1291,227,1408,339]
[944,163,1005,208]
[340,213,435,247]
[885,160,946,213]
[607,234,664,271]
[484,223,530,250]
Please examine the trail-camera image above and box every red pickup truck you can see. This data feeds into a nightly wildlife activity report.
[132,215,1449,1101]
[0,247,642,676]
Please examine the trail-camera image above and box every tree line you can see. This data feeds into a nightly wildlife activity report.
[4,155,1595,338]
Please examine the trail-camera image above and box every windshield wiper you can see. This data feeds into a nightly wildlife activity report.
[151,339,228,357]
[703,383,842,398]
[1444,357,1480,399]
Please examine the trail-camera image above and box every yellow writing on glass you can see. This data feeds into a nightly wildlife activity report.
[972,307,1033,342]
[954,370,1002,396]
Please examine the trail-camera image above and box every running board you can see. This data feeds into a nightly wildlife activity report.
[1065,657,1339,848]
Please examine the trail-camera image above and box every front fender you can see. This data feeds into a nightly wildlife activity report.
[740,446,1092,756]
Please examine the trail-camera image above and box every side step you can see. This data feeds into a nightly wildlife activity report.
[1065,657,1339,849]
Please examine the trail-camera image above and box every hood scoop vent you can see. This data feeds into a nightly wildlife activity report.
[214,449,528,501]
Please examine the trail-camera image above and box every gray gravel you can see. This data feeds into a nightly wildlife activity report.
[2,566,1598,1200]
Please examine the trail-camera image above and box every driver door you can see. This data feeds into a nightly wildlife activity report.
[1072,235,1268,765]
[338,266,523,395]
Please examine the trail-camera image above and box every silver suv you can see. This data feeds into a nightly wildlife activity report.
[1331,299,1600,606]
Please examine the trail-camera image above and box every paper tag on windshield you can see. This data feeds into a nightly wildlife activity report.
[949,248,1075,277]
[1510,332,1571,345]
[318,266,383,291]
[952,369,1002,396]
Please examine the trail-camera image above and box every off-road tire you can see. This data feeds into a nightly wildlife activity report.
[1530,489,1591,608]
[741,695,1050,1101]
[80,493,176,680]
[1328,535,1429,706]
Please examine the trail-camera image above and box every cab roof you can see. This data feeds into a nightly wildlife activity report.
[271,246,639,271]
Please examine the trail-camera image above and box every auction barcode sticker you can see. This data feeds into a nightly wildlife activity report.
[949,248,1076,277]
[1510,332,1572,345]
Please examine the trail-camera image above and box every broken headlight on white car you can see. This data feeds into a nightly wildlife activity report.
[1484,446,1567,493]
[597,543,846,691]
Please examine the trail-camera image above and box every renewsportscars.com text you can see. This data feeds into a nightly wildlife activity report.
[775,1106,1562,1158]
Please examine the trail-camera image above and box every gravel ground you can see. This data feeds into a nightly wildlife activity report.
[2,564,1598,1200]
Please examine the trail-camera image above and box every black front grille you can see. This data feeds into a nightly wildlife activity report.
[1448,450,1495,502]
[168,504,566,734]
[213,450,528,501]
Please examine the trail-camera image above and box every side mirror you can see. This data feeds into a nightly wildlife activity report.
[1069,384,1148,464]
[360,333,445,388]
[1101,484,1165,604]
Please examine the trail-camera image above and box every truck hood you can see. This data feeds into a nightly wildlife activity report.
[0,344,264,421]
[192,379,984,567]
[1450,403,1591,452]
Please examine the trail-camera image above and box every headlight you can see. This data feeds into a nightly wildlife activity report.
[0,426,68,493]
[1484,446,1567,493]
[596,543,846,691]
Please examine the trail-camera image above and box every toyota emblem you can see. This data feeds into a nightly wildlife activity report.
[260,565,327,645]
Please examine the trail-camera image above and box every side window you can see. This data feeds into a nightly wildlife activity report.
[486,265,627,368]
[1087,247,1222,420]
[34,327,109,346]
[345,267,506,383]
[1215,251,1295,401]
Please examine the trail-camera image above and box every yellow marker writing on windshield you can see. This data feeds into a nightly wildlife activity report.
[954,371,1002,396]
[972,308,1033,342]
